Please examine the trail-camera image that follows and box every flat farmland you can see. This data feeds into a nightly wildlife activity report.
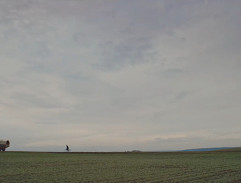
[0,151,241,183]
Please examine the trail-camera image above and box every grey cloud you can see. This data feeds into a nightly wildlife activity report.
[11,92,63,109]
[173,91,189,102]
[93,38,153,71]
[1,0,241,151]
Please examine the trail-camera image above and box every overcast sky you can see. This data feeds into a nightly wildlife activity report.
[1,0,241,152]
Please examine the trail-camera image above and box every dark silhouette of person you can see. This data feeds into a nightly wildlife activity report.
[66,145,69,152]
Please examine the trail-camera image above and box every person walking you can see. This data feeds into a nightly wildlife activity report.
[66,145,69,152]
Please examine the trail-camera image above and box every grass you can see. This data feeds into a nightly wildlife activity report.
[0,151,241,182]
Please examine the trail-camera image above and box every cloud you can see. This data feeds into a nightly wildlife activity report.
[1,0,241,151]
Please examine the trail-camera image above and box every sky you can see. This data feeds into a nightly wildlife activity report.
[0,0,241,152]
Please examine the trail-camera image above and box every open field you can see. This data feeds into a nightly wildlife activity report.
[1,151,241,183]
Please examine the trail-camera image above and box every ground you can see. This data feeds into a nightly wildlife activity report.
[0,151,241,182]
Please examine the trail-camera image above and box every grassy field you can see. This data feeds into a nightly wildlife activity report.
[0,151,241,183]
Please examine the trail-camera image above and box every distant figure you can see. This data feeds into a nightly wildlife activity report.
[66,145,69,152]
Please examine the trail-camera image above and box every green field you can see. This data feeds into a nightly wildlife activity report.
[1,151,241,183]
